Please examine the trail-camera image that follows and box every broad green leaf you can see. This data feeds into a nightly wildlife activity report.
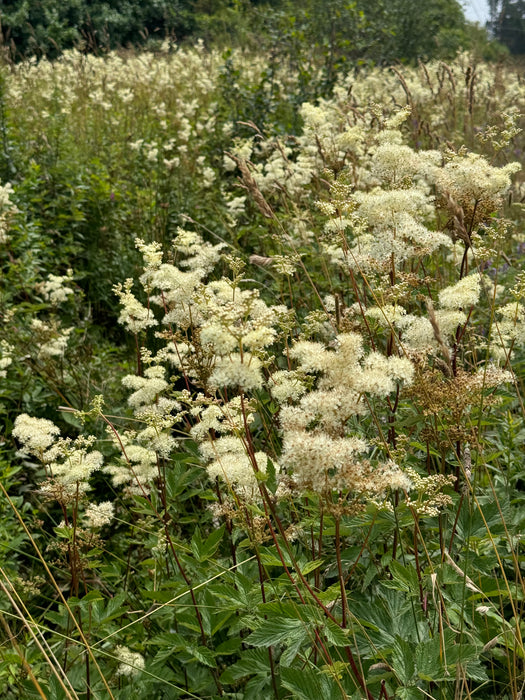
[190,524,226,562]
[383,560,420,595]
[247,617,308,647]
[280,666,339,700]
[322,619,351,647]
[391,636,415,685]
[220,648,273,683]
[414,635,445,681]
[295,558,325,576]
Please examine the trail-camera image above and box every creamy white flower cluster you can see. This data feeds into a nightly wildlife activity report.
[390,273,482,353]
[114,231,291,498]
[316,110,453,272]
[116,233,287,396]
[275,332,414,495]
[30,319,74,359]
[0,340,14,378]
[188,395,272,500]
[436,152,520,214]
[106,361,180,494]
[0,182,18,245]
[13,415,103,497]
[37,270,75,305]
[364,271,525,367]
[84,501,114,528]
[114,645,145,677]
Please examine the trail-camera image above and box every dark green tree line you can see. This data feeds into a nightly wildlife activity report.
[0,0,471,64]
[489,0,525,53]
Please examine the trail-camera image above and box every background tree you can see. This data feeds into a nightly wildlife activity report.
[0,0,470,63]
[489,0,525,53]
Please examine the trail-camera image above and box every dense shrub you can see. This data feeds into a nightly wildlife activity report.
[0,0,475,66]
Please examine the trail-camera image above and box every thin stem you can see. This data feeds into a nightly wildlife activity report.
[335,517,348,628]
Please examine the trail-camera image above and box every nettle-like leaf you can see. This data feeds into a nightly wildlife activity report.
[190,524,226,562]
[280,666,342,699]
[246,617,310,648]
[383,560,421,596]
[220,648,274,684]
[150,632,217,667]
[391,636,416,685]
[391,630,485,686]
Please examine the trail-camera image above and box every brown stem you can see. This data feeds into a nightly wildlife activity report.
[236,395,373,697]
[412,517,426,617]
[448,492,465,552]
[335,517,348,628]
[254,548,279,699]
[134,333,142,376]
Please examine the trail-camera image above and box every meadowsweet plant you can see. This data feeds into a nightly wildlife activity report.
[2,47,525,700]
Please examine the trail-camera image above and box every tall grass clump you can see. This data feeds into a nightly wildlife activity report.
[0,46,525,698]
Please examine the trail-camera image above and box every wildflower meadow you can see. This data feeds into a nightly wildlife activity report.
[1,39,525,699]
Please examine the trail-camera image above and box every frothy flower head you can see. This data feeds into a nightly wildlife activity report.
[13,414,60,457]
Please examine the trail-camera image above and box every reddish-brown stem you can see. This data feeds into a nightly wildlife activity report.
[260,492,374,699]
[335,517,348,628]
[448,491,465,552]
[134,333,142,376]
[317,506,324,590]
[379,679,390,699]
[412,516,427,617]
[253,548,279,699]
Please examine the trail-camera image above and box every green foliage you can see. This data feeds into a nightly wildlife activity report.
[490,0,525,55]
[0,0,196,59]
[0,0,479,68]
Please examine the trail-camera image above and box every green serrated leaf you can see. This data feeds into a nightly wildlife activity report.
[295,558,324,576]
[391,636,416,685]
[247,618,308,647]
[323,618,350,647]
[383,560,420,594]
[220,648,273,683]
[266,457,277,493]
[280,666,337,700]
[191,645,216,667]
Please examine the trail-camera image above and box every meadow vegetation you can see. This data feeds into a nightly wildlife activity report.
[0,41,525,699]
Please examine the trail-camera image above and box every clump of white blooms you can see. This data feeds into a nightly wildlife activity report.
[0,182,18,245]
[13,414,61,458]
[31,319,74,359]
[269,370,307,403]
[37,270,75,305]
[113,235,288,402]
[42,435,103,496]
[84,501,115,528]
[203,435,270,498]
[435,151,521,217]
[13,417,103,498]
[491,301,525,361]
[113,279,158,334]
[0,340,14,378]
[188,396,273,501]
[114,646,145,677]
[276,332,413,495]
[438,274,481,310]
[122,365,169,409]
[105,428,159,494]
